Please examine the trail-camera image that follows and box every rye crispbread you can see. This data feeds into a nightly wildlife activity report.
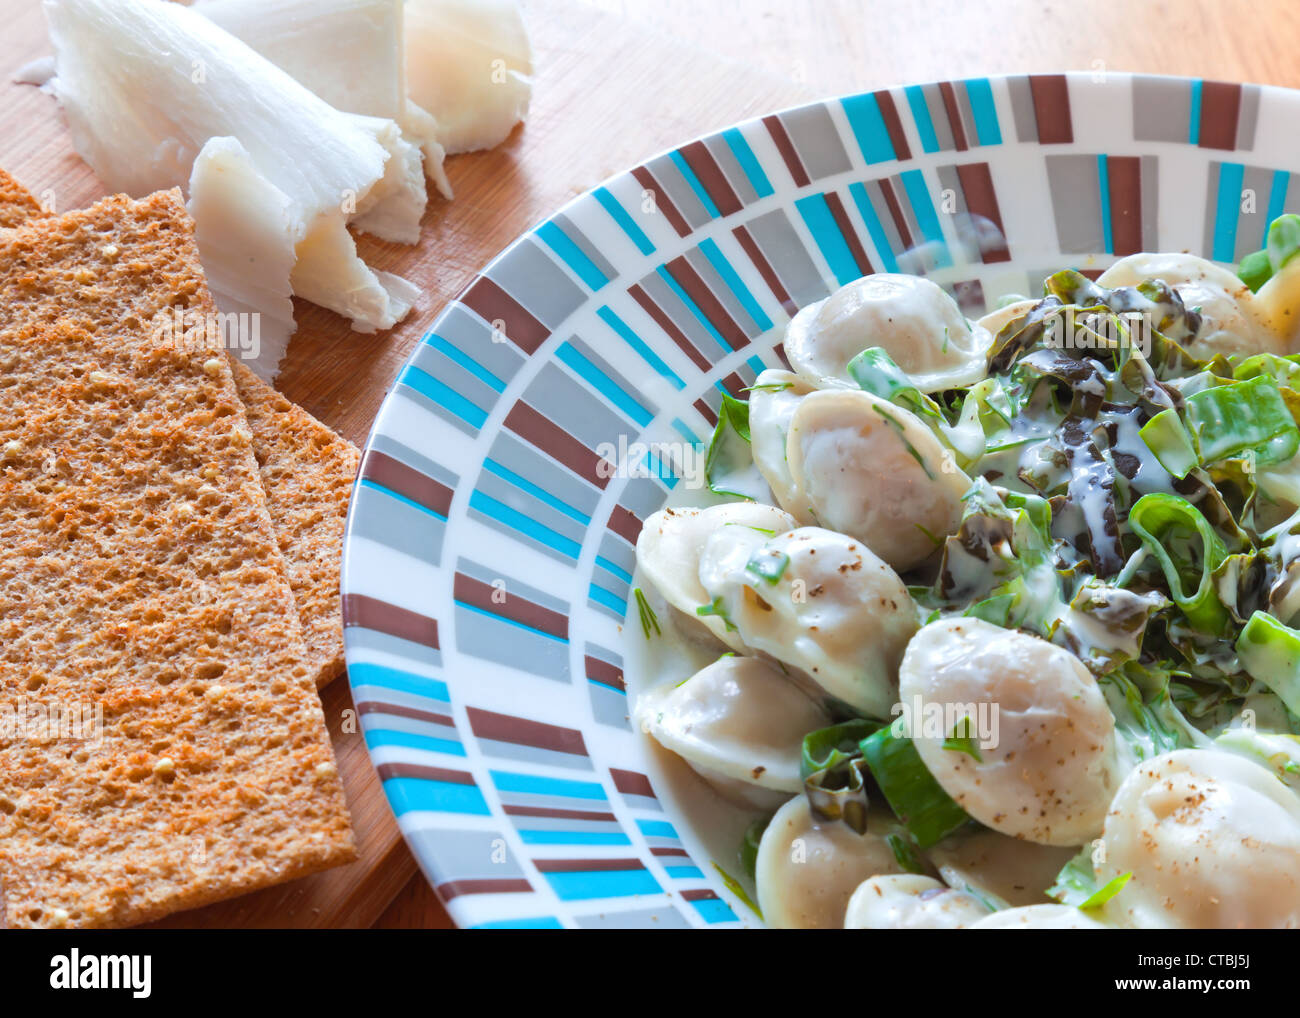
[0,190,355,928]
[0,168,46,229]
[230,360,358,688]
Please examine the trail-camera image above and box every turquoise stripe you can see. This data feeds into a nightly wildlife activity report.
[587,673,626,696]
[383,776,491,816]
[663,864,705,880]
[347,663,450,703]
[690,897,738,924]
[745,355,767,376]
[490,770,608,800]
[483,458,591,525]
[669,149,721,219]
[795,193,860,286]
[1189,79,1203,145]
[655,265,733,352]
[594,185,655,255]
[900,169,951,267]
[964,78,1002,145]
[641,446,678,490]
[1265,170,1291,246]
[517,830,632,846]
[357,478,447,521]
[423,332,506,393]
[589,582,628,615]
[595,554,634,584]
[556,340,654,427]
[597,306,685,390]
[636,819,679,838]
[840,91,897,164]
[468,490,582,560]
[365,728,465,757]
[473,917,565,930]
[455,595,571,643]
[699,237,774,331]
[535,220,610,291]
[849,182,899,273]
[672,418,701,446]
[541,868,662,901]
[1213,161,1245,262]
[905,84,940,153]
[1098,154,1114,254]
[399,363,488,429]
[722,127,773,197]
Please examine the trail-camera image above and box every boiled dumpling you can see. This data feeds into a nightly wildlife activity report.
[843,874,990,929]
[1097,748,1300,928]
[755,795,907,929]
[785,388,971,572]
[928,827,1077,908]
[975,297,1037,340]
[748,367,817,515]
[634,655,831,810]
[966,904,1110,929]
[899,617,1120,846]
[784,273,992,392]
[635,503,795,649]
[1098,252,1282,358]
[698,526,917,719]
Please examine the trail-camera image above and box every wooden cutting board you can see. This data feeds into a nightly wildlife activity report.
[0,0,813,928]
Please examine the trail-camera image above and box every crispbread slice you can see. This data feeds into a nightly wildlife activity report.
[230,360,358,687]
[0,191,355,929]
[0,167,46,229]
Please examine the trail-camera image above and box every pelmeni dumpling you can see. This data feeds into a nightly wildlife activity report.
[975,297,1038,340]
[755,795,907,929]
[900,618,1120,846]
[928,828,1077,909]
[1097,748,1300,929]
[748,368,817,515]
[784,273,992,392]
[698,526,917,719]
[1098,252,1282,358]
[634,655,831,810]
[843,874,990,929]
[636,503,795,649]
[785,389,971,572]
[966,904,1110,929]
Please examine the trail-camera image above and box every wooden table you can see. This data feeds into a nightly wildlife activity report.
[2,0,1296,928]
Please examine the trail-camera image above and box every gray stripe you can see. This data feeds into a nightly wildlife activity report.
[620,792,662,812]
[865,180,905,259]
[923,83,955,151]
[1284,173,1300,217]
[489,236,586,328]
[892,171,925,251]
[410,342,502,416]
[638,269,730,360]
[646,153,713,228]
[956,81,980,147]
[453,607,571,682]
[1007,75,1038,143]
[395,382,478,437]
[565,334,660,420]
[779,103,852,180]
[936,164,976,263]
[510,815,624,835]
[1203,161,1221,259]
[684,247,761,335]
[744,207,830,307]
[594,536,634,583]
[429,303,524,384]
[1141,155,1160,253]
[470,509,575,567]
[551,212,618,281]
[589,680,630,729]
[351,484,445,564]
[475,471,588,550]
[404,828,526,882]
[351,684,450,713]
[642,835,682,850]
[475,737,593,770]
[344,626,443,670]
[368,434,460,489]
[588,593,626,623]
[1237,84,1260,151]
[584,641,625,669]
[1045,154,1104,254]
[576,907,692,929]
[1132,75,1189,143]
[496,790,607,812]
[363,712,460,742]
[486,431,600,518]
[1239,164,1274,259]
[705,132,758,205]
[618,476,671,519]
[524,362,633,455]
[457,557,570,613]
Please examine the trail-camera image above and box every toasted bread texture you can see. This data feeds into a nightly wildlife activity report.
[0,168,46,229]
[230,360,357,688]
[0,191,355,929]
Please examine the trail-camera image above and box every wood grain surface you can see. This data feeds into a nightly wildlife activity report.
[0,0,1292,928]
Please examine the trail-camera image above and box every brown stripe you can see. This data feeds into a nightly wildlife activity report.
[878,177,913,249]
[650,846,690,858]
[360,449,453,518]
[504,805,618,822]
[693,397,718,427]
[665,256,749,349]
[875,90,912,161]
[459,276,550,354]
[938,81,968,151]
[763,115,810,188]
[376,762,475,785]
[1080,268,1104,281]
[1029,74,1072,144]
[1106,155,1143,256]
[437,878,532,900]
[732,224,797,316]
[680,888,720,902]
[631,165,690,237]
[628,283,712,372]
[453,574,568,640]
[466,706,589,756]
[1199,81,1242,150]
[584,654,625,692]
[954,162,1010,263]
[533,858,644,873]
[342,593,440,649]
[504,400,608,489]
[610,767,656,798]
[606,504,643,545]
[719,372,747,398]
[823,192,874,275]
[356,701,455,728]
[679,140,743,216]
[774,343,792,370]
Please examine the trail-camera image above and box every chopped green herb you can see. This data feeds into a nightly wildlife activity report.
[633,587,660,639]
